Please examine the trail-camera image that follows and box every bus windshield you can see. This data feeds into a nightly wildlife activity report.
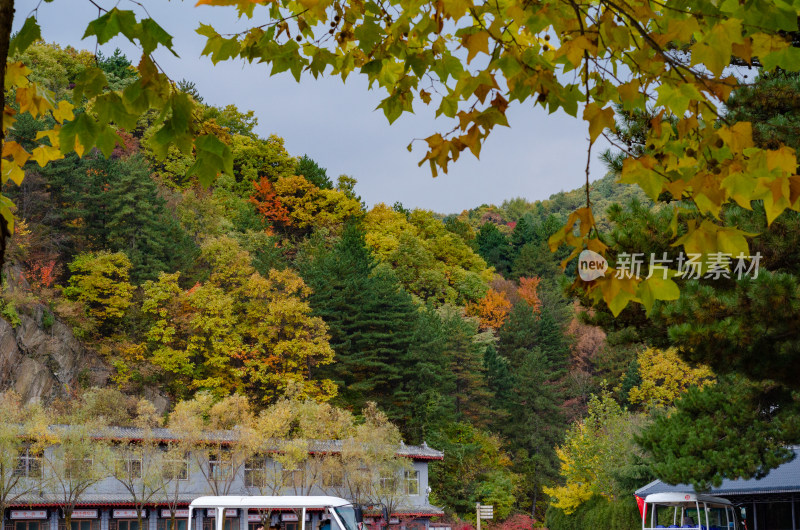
[333,506,358,530]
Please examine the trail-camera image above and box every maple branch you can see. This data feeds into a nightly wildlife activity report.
[86,0,107,13]
[0,0,14,270]
[564,0,595,211]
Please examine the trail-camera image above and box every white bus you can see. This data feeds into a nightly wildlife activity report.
[188,496,386,530]
[641,492,743,530]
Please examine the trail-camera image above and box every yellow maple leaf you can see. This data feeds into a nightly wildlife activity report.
[16,85,54,118]
[583,102,615,143]
[1,160,25,186]
[5,62,31,90]
[52,100,75,124]
[31,145,64,167]
[766,146,797,174]
[2,141,31,166]
[462,31,489,64]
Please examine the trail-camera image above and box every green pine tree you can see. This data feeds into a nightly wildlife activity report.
[301,223,418,418]
[38,153,197,283]
[475,222,511,274]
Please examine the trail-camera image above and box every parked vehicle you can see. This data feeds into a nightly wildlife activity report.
[641,492,744,530]
[188,496,388,530]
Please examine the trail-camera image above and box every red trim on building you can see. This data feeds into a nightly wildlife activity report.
[389,513,445,518]
[9,503,191,508]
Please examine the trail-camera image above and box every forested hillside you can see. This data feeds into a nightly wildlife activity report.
[9,40,789,529]
[0,41,637,523]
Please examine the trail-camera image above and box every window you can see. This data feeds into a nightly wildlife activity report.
[245,457,266,488]
[163,456,189,481]
[379,474,397,491]
[117,457,142,479]
[15,522,41,530]
[14,448,42,478]
[322,468,343,489]
[755,501,794,530]
[71,521,99,530]
[209,453,230,480]
[202,519,238,530]
[282,469,303,488]
[404,470,419,495]
[117,521,140,530]
[65,456,93,479]
[158,520,187,530]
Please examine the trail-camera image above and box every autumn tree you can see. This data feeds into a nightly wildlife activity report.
[269,175,362,234]
[627,347,714,411]
[105,400,167,530]
[249,399,349,499]
[156,439,199,530]
[44,415,112,529]
[364,204,492,305]
[142,237,335,401]
[466,288,512,331]
[250,177,291,228]
[543,392,647,516]
[168,393,258,496]
[62,251,134,332]
[516,277,542,314]
[339,402,411,513]
[0,392,52,525]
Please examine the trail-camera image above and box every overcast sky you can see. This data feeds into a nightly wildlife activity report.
[16,0,612,214]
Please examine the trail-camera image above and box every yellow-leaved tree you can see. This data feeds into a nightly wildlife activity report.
[544,392,646,514]
[627,347,715,411]
[141,236,336,401]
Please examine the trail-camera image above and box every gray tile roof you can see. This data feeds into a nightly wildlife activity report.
[10,493,445,516]
[636,447,800,497]
[8,492,199,506]
[55,426,444,461]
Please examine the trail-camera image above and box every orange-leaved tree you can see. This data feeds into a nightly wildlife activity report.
[466,288,512,331]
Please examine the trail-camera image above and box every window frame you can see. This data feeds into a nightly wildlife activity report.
[14,447,43,479]
[379,473,398,492]
[404,470,419,496]
[116,456,143,480]
[244,456,266,488]
[162,453,190,481]
[208,452,232,480]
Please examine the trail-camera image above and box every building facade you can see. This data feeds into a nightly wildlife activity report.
[5,427,444,530]
[636,446,800,530]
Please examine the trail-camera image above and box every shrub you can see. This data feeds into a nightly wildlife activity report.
[545,495,640,530]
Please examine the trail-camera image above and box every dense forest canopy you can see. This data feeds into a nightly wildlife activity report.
[3,0,800,524]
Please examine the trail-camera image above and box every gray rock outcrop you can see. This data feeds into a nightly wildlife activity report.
[0,303,111,403]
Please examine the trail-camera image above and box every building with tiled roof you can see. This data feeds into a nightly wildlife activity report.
[635,446,800,529]
[5,426,444,530]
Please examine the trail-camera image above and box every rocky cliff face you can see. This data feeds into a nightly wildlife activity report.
[0,267,111,404]
[0,305,112,404]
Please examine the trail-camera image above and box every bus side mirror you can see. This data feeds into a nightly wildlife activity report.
[354,506,363,524]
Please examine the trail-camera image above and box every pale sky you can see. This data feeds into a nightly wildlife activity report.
[16,0,611,214]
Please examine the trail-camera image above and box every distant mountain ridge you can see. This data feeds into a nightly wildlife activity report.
[456,172,649,232]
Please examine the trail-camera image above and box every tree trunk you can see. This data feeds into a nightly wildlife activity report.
[0,0,15,270]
